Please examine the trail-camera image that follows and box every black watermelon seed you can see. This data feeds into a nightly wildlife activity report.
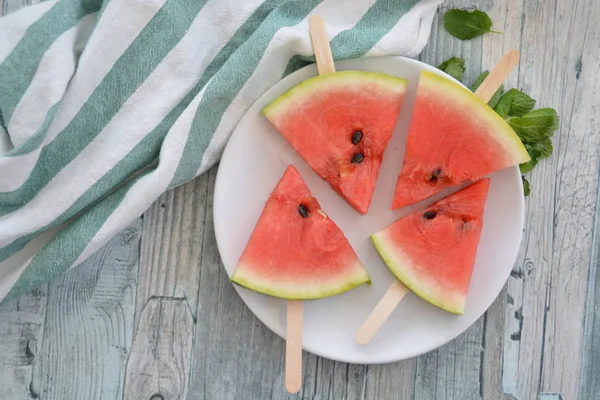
[423,210,437,220]
[298,204,309,218]
[428,168,442,183]
[351,153,364,164]
[351,130,363,145]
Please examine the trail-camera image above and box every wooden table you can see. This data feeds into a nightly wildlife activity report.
[1,0,599,399]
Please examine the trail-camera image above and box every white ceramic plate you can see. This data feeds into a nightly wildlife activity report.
[213,56,524,364]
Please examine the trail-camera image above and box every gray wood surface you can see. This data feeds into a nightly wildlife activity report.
[1,0,599,399]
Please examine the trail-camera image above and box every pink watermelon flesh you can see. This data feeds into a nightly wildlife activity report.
[372,179,490,314]
[263,71,407,214]
[231,165,370,300]
[392,71,530,209]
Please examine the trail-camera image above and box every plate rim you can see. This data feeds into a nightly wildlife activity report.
[213,55,525,364]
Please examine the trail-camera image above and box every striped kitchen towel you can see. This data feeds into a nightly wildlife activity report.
[0,0,443,303]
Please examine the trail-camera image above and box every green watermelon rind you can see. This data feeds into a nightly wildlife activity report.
[261,70,408,120]
[420,71,531,164]
[231,263,371,300]
[370,233,465,314]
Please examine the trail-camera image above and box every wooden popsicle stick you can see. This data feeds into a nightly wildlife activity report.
[285,300,303,393]
[309,15,336,74]
[356,50,521,345]
[284,14,335,394]
[474,49,519,102]
[355,280,409,345]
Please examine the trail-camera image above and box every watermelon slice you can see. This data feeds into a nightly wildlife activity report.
[232,165,370,300]
[372,179,491,314]
[262,71,408,214]
[392,71,530,209]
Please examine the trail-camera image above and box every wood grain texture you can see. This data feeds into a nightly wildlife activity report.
[29,220,141,400]
[487,1,600,399]
[134,171,211,324]
[580,155,600,399]
[0,287,47,400]
[124,297,194,400]
[0,219,141,400]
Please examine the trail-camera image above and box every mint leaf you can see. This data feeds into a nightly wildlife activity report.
[508,108,559,143]
[471,71,504,108]
[444,9,501,40]
[524,137,553,160]
[488,84,504,108]
[520,159,537,174]
[495,89,536,118]
[522,176,531,196]
[471,71,489,91]
[437,57,466,81]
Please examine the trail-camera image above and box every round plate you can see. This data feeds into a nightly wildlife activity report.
[213,56,524,364]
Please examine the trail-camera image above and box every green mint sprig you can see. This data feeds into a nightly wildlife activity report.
[444,9,502,40]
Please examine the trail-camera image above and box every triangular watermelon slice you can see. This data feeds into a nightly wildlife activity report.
[392,71,530,209]
[262,71,408,214]
[232,165,370,300]
[372,179,491,314]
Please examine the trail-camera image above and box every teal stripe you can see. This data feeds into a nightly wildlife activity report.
[195,0,282,91]
[0,0,102,122]
[5,104,59,157]
[170,0,322,186]
[0,0,210,216]
[0,0,282,263]
[2,170,149,303]
[283,0,420,76]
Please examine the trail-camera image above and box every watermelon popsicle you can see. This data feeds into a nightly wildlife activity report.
[231,165,370,392]
[231,165,371,299]
[392,62,529,209]
[262,68,407,215]
[373,178,491,314]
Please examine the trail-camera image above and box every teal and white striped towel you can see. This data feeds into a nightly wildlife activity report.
[0,0,443,303]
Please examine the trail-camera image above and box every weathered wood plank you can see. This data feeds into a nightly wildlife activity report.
[494,0,600,399]
[135,171,211,325]
[123,297,194,400]
[478,1,528,399]
[536,0,600,395]
[579,123,600,399]
[0,287,47,400]
[125,170,213,398]
[127,171,213,399]
[28,220,141,400]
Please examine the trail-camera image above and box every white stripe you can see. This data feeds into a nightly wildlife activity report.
[0,0,260,247]
[0,0,59,65]
[0,151,38,193]
[42,0,167,146]
[196,0,375,176]
[366,0,443,58]
[7,13,96,148]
